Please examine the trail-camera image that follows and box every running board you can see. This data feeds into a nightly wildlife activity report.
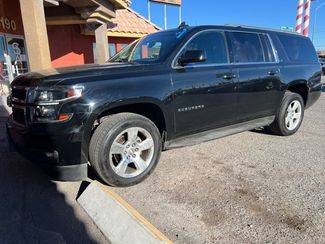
[164,116,275,149]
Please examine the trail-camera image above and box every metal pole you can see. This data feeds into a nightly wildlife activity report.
[179,5,182,25]
[295,0,304,34]
[312,2,325,42]
[303,0,312,36]
[312,8,317,42]
[148,0,151,22]
[164,4,167,30]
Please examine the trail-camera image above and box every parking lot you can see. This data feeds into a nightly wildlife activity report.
[115,86,325,243]
[0,80,324,243]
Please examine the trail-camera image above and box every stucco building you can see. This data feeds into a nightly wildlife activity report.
[0,0,159,83]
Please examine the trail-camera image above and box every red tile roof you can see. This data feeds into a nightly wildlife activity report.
[107,8,161,37]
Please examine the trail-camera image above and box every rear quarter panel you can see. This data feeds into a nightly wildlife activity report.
[269,32,322,108]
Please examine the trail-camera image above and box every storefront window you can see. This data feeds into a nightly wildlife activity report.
[120,44,127,49]
[0,35,9,84]
[109,43,117,58]
[5,36,28,77]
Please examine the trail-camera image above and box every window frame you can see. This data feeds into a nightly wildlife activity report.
[259,33,276,63]
[172,29,231,69]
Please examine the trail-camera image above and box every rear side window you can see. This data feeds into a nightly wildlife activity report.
[180,31,228,65]
[277,34,318,63]
[228,32,264,63]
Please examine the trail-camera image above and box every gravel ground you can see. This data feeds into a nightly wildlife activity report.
[0,80,324,243]
[115,91,325,243]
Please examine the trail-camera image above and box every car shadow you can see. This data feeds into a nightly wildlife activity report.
[250,126,278,136]
[0,96,98,244]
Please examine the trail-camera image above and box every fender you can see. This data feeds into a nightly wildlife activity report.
[80,97,173,164]
[286,79,308,87]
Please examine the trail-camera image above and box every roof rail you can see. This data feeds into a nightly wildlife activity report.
[224,23,301,35]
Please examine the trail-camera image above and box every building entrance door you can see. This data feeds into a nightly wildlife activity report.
[0,34,9,84]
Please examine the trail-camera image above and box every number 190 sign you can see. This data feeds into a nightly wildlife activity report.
[149,0,181,6]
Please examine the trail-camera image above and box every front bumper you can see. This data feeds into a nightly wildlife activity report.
[6,115,88,181]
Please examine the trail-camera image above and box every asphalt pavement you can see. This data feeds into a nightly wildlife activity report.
[0,96,107,244]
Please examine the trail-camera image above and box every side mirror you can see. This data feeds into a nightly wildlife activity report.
[178,50,206,66]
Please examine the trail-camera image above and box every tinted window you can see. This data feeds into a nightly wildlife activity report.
[180,31,228,64]
[277,34,318,63]
[228,32,264,63]
[260,34,276,62]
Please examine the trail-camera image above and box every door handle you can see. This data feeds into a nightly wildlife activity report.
[268,70,278,76]
[222,74,236,80]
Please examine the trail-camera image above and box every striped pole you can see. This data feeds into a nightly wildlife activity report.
[303,0,312,36]
[295,0,304,34]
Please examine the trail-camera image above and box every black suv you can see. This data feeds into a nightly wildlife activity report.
[7,25,322,186]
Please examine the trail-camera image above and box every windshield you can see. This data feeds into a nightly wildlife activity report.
[108,29,187,64]
[109,41,138,63]
[319,57,325,62]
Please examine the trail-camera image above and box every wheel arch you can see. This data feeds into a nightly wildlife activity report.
[81,98,170,162]
[96,100,168,135]
[286,80,309,105]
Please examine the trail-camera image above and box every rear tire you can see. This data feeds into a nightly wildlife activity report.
[89,113,162,187]
[269,91,305,136]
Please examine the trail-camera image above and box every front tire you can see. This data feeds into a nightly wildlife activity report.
[269,91,305,136]
[89,113,162,187]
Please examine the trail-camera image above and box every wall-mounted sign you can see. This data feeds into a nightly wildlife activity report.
[149,0,182,6]
[0,16,17,32]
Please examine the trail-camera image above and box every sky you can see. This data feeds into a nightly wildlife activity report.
[131,0,325,51]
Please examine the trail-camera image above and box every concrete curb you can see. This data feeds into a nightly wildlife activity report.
[77,181,173,244]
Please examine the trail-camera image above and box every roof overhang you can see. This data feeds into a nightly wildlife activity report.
[44,0,131,25]
[106,31,144,38]
[44,0,130,9]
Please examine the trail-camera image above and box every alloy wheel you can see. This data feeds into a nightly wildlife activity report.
[285,100,302,131]
[109,127,155,178]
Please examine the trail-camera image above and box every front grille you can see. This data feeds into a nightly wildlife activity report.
[12,107,26,125]
[12,87,27,102]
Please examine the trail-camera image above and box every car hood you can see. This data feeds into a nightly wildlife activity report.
[11,62,144,87]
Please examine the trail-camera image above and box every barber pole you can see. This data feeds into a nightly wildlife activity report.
[303,0,312,36]
[295,0,304,34]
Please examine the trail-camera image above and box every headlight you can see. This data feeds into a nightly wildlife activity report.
[31,86,83,104]
[29,86,83,122]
